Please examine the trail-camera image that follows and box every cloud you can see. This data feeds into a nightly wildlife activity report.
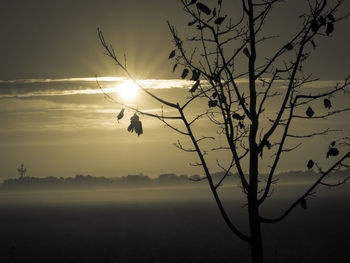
[0,77,124,84]
[0,77,345,100]
[0,77,348,135]
[0,77,195,99]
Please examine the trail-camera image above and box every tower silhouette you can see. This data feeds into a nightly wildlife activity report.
[17,163,26,179]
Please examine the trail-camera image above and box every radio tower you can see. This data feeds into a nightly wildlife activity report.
[17,163,27,179]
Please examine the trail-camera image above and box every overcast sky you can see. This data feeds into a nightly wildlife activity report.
[0,0,349,180]
[1,0,350,80]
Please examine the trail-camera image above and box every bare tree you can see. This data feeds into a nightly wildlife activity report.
[97,0,350,262]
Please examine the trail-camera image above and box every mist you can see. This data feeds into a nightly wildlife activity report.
[0,182,349,263]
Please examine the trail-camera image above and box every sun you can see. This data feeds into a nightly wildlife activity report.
[117,80,140,100]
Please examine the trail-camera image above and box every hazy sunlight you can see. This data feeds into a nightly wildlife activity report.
[117,80,140,100]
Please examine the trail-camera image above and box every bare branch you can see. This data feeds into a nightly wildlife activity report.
[173,140,196,153]
[98,28,180,109]
[261,151,350,223]
[287,128,341,139]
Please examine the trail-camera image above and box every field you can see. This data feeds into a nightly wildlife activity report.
[0,184,349,263]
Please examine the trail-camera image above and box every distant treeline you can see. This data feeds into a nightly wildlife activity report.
[1,173,210,190]
[1,169,349,190]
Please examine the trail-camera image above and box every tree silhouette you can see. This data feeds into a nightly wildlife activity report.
[98,1,350,262]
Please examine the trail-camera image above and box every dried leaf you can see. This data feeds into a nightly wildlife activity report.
[311,19,319,33]
[311,40,316,49]
[318,16,326,26]
[208,100,218,108]
[219,94,226,104]
[243,47,250,57]
[190,70,200,81]
[214,15,227,25]
[285,43,293,51]
[323,98,332,109]
[327,13,335,22]
[326,147,339,158]
[172,64,178,72]
[232,113,245,120]
[306,106,314,117]
[207,8,216,22]
[239,96,246,106]
[265,140,271,150]
[307,160,314,169]
[196,2,211,15]
[188,19,197,26]
[168,50,176,59]
[196,24,207,30]
[135,121,143,136]
[127,123,133,132]
[189,80,200,93]
[212,74,220,83]
[300,198,307,209]
[326,22,334,35]
[127,114,143,136]
[130,113,139,123]
[117,108,125,121]
[181,68,189,79]
[128,113,142,135]
[212,91,218,99]
[186,0,197,7]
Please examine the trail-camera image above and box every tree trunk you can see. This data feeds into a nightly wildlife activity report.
[248,200,263,263]
[247,133,263,262]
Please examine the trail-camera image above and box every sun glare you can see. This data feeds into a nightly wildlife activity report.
[117,80,140,100]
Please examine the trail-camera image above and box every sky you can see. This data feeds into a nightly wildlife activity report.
[0,0,350,180]
[1,0,350,80]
